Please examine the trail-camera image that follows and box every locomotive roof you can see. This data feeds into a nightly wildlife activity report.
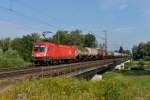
[34,41,55,45]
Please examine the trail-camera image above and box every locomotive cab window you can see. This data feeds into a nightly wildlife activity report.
[34,44,45,52]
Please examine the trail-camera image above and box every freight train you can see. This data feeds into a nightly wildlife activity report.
[32,41,129,65]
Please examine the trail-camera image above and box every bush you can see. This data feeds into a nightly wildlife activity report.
[138,61,144,66]
[0,49,30,68]
[144,56,150,61]
[103,81,120,100]
[0,49,3,55]
[124,61,145,70]
[131,67,144,70]
[124,62,132,69]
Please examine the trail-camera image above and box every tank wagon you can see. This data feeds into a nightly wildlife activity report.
[32,41,129,65]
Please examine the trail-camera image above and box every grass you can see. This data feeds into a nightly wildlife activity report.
[0,69,150,100]
[0,60,150,100]
[104,70,150,100]
[0,77,104,100]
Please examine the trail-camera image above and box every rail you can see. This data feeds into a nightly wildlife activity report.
[0,58,128,80]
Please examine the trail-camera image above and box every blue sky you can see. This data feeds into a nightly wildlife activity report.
[0,0,150,50]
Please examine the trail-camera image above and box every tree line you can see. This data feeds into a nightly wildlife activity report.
[48,30,97,48]
[0,29,98,63]
[132,41,150,60]
[115,46,131,55]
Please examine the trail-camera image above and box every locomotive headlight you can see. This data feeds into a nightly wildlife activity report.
[44,53,46,57]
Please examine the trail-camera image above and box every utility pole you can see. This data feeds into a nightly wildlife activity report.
[88,30,107,51]
[102,30,107,52]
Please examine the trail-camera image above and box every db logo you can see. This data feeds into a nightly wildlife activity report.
[68,51,72,55]
[36,54,40,57]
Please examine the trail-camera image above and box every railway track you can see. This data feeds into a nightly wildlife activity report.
[0,58,127,80]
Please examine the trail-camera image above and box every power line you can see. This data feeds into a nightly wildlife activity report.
[92,33,105,40]
[0,4,63,30]
[0,6,50,33]
[14,0,58,21]
[89,30,108,51]
[13,0,64,30]
[0,17,45,34]
[0,17,57,39]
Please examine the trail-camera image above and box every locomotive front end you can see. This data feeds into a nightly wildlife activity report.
[32,42,48,65]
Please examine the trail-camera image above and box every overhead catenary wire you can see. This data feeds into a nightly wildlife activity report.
[0,6,50,33]
[16,0,68,33]
[12,0,65,30]
[14,0,58,21]
[0,4,64,30]
[0,17,45,32]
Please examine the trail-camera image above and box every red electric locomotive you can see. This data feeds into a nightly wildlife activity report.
[32,42,76,65]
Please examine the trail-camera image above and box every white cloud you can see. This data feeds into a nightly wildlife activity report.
[113,27,135,33]
[96,0,128,11]
[119,4,128,10]
[143,9,150,16]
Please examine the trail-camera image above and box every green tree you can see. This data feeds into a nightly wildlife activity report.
[132,41,150,60]
[138,43,145,59]
[48,30,97,48]
[145,41,150,56]
[119,46,124,53]
[115,46,131,55]
[52,29,85,47]
[69,29,84,47]
[11,33,41,62]
[52,30,68,44]
[83,33,97,48]
[132,45,138,60]
[0,38,11,52]
[31,32,41,42]
[98,43,105,49]
[124,50,131,55]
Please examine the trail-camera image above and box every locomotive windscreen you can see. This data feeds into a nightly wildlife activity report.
[34,44,45,52]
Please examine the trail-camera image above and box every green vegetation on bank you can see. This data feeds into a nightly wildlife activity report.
[0,49,31,69]
[0,69,150,100]
[125,60,150,70]
[132,41,150,60]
